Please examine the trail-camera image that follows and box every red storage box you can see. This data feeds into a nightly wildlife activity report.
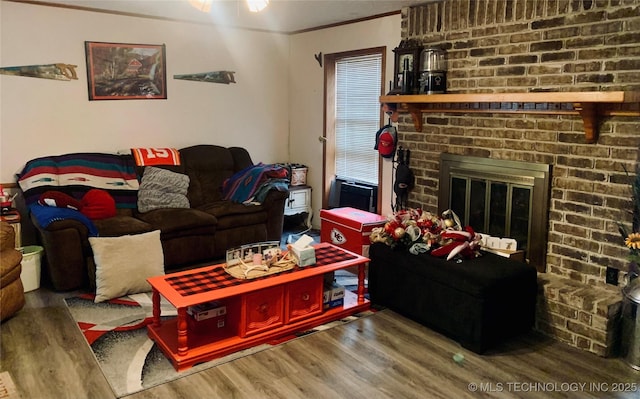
[320,207,387,257]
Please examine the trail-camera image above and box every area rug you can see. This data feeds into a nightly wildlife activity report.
[65,288,372,398]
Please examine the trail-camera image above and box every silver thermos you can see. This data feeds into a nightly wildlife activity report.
[419,48,447,94]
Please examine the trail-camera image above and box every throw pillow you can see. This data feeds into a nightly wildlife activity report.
[81,189,117,220]
[90,230,164,303]
[137,166,190,213]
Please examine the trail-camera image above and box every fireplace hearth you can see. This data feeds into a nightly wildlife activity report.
[438,153,551,272]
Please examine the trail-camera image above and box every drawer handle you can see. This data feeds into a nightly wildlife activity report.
[301,293,309,301]
[257,303,268,313]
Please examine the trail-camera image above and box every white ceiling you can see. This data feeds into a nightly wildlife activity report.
[30,0,430,33]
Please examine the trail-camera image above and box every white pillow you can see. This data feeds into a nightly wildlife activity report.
[90,230,165,303]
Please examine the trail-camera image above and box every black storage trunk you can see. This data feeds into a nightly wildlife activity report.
[368,242,538,354]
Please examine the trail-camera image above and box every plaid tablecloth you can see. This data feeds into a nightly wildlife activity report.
[165,245,357,297]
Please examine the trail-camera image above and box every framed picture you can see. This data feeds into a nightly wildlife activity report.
[392,40,422,94]
[85,41,167,100]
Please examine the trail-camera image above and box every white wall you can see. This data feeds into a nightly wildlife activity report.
[0,1,401,227]
[0,1,290,182]
[289,15,401,227]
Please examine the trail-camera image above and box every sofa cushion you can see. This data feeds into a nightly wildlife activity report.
[135,208,217,235]
[93,215,154,237]
[198,201,267,230]
[1,277,25,322]
[0,221,17,252]
[138,166,190,213]
[90,230,164,303]
[0,251,23,285]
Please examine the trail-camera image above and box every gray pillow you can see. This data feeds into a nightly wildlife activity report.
[137,166,190,213]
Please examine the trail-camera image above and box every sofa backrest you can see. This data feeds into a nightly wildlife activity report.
[179,145,254,208]
[17,152,140,209]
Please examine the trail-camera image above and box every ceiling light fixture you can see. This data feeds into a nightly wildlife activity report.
[188,0,212,13]
[188,0,268,13]
[246,0,269,12]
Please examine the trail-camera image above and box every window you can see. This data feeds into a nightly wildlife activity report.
[335,53,383,184]
[323,48,385,208]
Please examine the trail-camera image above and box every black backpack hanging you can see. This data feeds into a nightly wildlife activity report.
[393,147,415,211]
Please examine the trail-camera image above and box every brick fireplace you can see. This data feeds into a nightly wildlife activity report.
[397,0,640,356]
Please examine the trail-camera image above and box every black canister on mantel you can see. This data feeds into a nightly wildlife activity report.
[419,48,447,94]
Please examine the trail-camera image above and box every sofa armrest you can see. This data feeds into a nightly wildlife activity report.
[261,188,289,241]
[30,213,89,291]
[31,212,156,291]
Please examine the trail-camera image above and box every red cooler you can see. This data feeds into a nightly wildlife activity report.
[320,207,387,257]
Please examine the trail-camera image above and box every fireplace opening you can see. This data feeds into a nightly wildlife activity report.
[438,153,551,271]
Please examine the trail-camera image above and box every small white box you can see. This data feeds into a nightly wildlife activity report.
[290,234,316,266]
[476,233,490,247]
[187,301,227,321]
[290,167,307,186]
[499,238,517,251]
[323,298,344,310]
[485,236,501,250]
[323,282,345,303]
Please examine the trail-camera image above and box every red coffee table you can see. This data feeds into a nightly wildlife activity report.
[147,242,370,371]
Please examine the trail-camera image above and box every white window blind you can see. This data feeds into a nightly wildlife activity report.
[335,53,382,185]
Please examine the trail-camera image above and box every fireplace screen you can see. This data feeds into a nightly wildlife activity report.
[439,154,551,270]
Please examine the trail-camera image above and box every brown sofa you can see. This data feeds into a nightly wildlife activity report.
[18,145,289,291]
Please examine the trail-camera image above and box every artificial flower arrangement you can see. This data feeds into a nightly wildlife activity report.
[370,208,482,261]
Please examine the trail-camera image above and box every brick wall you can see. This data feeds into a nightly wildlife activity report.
[400,0,640,356]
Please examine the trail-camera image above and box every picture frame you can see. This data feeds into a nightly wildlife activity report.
[85,41,167,100]
[392,39,422,94]
[225,241,281,267]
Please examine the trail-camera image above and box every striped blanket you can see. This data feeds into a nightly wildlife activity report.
[17,153,139,208]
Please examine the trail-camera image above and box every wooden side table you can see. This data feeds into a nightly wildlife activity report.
[1,210,21,248]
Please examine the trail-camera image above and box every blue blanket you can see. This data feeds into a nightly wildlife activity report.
[222,163,287,204]
[250,179,289,203]
[30,204,99,237]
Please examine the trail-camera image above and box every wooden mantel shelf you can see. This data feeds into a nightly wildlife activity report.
[380,91,640,143]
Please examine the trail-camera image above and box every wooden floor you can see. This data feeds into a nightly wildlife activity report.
[2,288,639,399]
